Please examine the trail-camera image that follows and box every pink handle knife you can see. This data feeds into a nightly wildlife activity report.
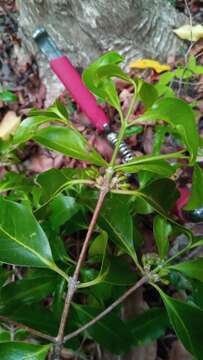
[32,27,133,162]
[33,27,108,131]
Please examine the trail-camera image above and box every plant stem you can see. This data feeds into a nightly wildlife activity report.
[51,173,112,359]
[109,121,127,167]
[0,316,55,342]
[63,275,147,343]
[52,95,136,358]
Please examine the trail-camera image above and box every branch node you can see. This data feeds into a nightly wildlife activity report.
[67,276,79,299]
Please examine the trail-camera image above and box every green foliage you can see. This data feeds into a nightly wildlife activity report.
[128,308,169,345]
[0,90,18,103]
[158,288,203,360]
[0,342,50,360]
[153,215,172,258]
[185,164,203,210]
[0,51,202,359]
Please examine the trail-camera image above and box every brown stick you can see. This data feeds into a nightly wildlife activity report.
[52,175,110,359]
[63,275,147,343]
[0,315,55,342]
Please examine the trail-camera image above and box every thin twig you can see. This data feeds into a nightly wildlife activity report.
[63,276,147,343]
[0,315,55,342]
[51,173,112,359]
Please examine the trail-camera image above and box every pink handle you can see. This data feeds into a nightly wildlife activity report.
[50,56,109,131]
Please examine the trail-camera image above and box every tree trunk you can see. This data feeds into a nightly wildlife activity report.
[17,0,186,103]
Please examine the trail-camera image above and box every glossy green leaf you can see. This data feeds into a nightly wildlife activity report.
[0,303,58,336]
[192,280,203,309]
[158,71,176,85]
[117,159,176,177]
[52,278,66,320]
[127,308,169,346]
[139,81,159,108]
[103,256,137,286]
[124,125,143,137]
[169,258,203,282]
[0,91,18,103]
[0,197,67,280]
[96,64,133,83]
[99,195,136,261]
[158,288,203,359]
[0,342,50,360]
[34,126,107,166]
[153,215,172,258]
[82,51,124,97]
[13,115,66,145]
[135,98,198,163]
[115,152,183,174]
[0,274,57,309]
[34,168,70,206]
[140,178,179,215]
[0,327,10,342]
[0,267,10,288]
[89,231,108,258]
[185,164,203,210]
[82,52,134,111]
[73,304,132,354]
[132,197,153,214]
[0,172,31,194]
[80,231,109,288]
[49,194,79,229]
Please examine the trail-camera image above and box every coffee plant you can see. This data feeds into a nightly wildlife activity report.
[0,52,203,359]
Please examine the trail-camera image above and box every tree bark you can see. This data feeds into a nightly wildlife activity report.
[17,0,187,103]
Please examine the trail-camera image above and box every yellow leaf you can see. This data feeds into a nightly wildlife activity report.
[0,111,21,140]
[173,24,203,42]
[129,59,171,73]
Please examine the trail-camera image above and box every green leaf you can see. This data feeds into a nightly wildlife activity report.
[139,81,159,108]
[82,52,134,112]
[0,91,18,103]
[115,152,183,174]
[0,172,31,194]
[140,178,179,215]
[0,303,58,336]
[0,327,10,342]
[158,71,176,85]
[73,305,132,354]
[153,215,172,258]
[132,197,153,214]
[0,274,57,309]
[99,195,136,261]
[80,231,109,288]
[89,231,108,258]
[0,267,10,288]
[185,164,203,210]
[0,342,50,360]
[34,168,69,206]
[157,288,203,359]
[13,115,66,145]
[169,258,203,282]
[34,126,107,166]
[49,194,79,229]
[192,280,203,309]
[82,51,124,97]
[136,98,198,163]
[124,125,143,137]
[127,308,169,346]
[35,167,96,207]
[0,197,67,279]
[117,159,176,177]
[103,256,137,286]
